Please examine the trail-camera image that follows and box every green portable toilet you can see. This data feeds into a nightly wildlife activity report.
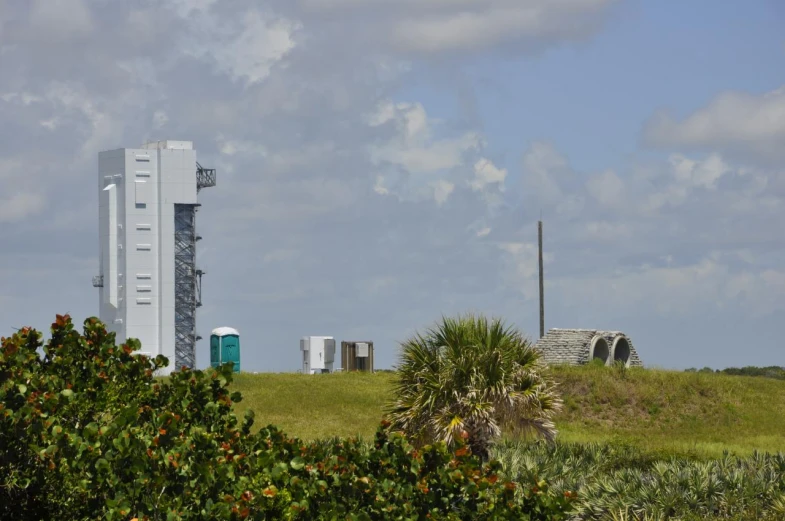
[210,335,221,369]
[210,327,240,373]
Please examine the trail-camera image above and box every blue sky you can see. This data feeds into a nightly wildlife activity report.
[0,0,783,372]
[404,0,785,173]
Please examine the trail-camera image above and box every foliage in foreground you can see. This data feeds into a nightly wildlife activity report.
[385,313,562,460]
[0,315,574,520]
[492,440,785,520]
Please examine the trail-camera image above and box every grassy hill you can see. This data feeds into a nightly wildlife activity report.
[228,365,785,458]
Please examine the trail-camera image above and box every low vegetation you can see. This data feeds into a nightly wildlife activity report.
[4,312,785,520]
[0,315,572,520]
[686,365,785,380]
[492,440,785,520]
[230,365,785,458]
[550,364,785,457]
[229,371,391,441]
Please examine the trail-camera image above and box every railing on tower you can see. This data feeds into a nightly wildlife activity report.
[196,162,216,192]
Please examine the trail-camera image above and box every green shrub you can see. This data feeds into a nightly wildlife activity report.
[720,366,785,380]
[685,366,785,380]
[385,313,562,461]
[1,315,574,520]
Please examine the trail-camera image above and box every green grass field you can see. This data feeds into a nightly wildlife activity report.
[229,371,393,441]
[228,366,785,458]
[549,364,785,457]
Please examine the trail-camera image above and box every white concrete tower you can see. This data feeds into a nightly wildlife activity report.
[95,140,216,374]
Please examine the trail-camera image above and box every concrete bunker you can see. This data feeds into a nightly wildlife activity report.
[534,328,643,368]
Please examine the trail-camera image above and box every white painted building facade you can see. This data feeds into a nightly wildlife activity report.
[97,140,202,374]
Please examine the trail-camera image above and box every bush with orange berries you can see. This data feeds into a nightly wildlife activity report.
[1,315,574,520]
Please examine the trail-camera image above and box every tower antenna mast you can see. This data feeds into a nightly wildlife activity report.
[538,217,544,339]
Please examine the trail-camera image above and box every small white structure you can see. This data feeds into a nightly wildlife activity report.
[300,336,336,374]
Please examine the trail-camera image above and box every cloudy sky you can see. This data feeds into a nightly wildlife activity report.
[1,0,784,372]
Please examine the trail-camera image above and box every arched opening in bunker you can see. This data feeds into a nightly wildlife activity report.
[612,337,631,365]
[589,336,609,365]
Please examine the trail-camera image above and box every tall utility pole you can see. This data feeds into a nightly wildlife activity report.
[538,220,544,339]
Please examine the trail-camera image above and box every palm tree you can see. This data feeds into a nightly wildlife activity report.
[384,313,563,461]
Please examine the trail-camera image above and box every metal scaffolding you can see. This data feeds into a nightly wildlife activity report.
[196,162,216,191]
[174,163,216,370]
[174,203,199,370]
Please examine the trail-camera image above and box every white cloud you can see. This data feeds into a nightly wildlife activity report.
[40,118,59,130]
[152,110,168,129]
[505,140,785,323]
[300,0,618,55]
[499,242,540,279]
[218,137,268,157]
[471,158,507,192]
[643,85,785,163]
[668,153,730,190]
[373,175,390,195]
[431,179,455,206]
[520,141,589,219]
[521,141,574,203]
[642,153,734,213]
[0,92,42,105]
[550,256,785,319]
[266,143,340,174]
[586,169,624,205]
[394,137,479,173]
[167,0,218,17]
[583,153,744,216]
[41,82,128,161]
[225,173,361,223]
[584,221,633,241]
[182,9,300,86]
[0,158,22,182]
[498,241,553,301]
[0,192,46,223]
[367,100,487,205]
[28,0,93,41]
[368,100,482,174]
